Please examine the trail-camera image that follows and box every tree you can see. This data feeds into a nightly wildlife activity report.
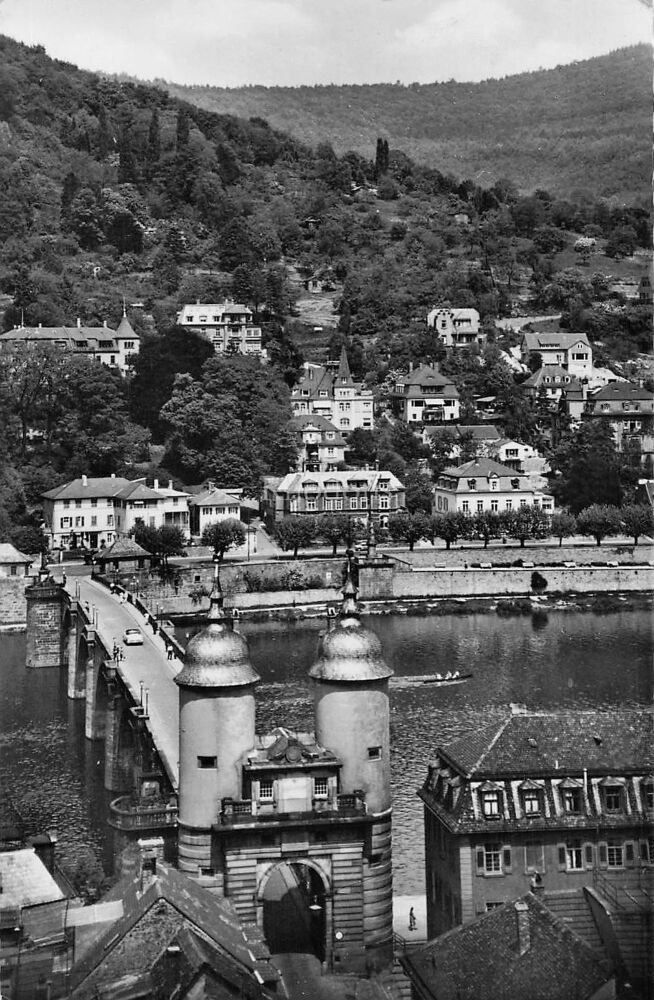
[274,516,317,557]
[316,514,359,556]
[146,107,161,175]
[501,505,550,547]
[471,510,502,549]
[403,467,434,514]
[201,518,246,561]
[620,504,654,546]
[576,504,621,546]
[388,511,430,551]
[550,511,577,547]
[551,422,626,513]
[133,524,186,568]
[431,511,468,549]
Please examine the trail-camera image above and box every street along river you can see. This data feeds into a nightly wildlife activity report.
[1,605,651,894]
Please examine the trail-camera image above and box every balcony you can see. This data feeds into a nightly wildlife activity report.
[109,794,178,831]
[219,792,366,826]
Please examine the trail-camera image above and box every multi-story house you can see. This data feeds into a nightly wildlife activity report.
[489,439,548,478]
[291,349,374,431]
[42,475,190,550]
[419,706,653,939]
[264,470,405,529]
[176,300,263,355]
[288,414,347,471]
[585,382,654,466]
[521,331,592,376]
[188,485,244,537]
[0,312,139,375]
[433,458,554,516]
[426,308,485,348]
[390,365,460,424]
[522,365,582,408]
[422,424,502,459]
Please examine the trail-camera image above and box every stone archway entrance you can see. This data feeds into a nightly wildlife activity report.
[259,861,328,962]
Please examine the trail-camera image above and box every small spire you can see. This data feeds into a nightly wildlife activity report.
[337,344,352,383]
[207,555,230,627]
[122,295,127,318]
[340,549,360,618]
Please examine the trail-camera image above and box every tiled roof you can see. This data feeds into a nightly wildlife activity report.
[189,486,243,507]
[42,477,134,500]
[0,848,64,908]
[275,470,404,493]
[455,424,501,440]
[522,365,578,388]
[440,458,522,479]
[96,538,150,561]
[522,331,591,351]
[288,414,341,432]
[396,365,455,390]
[115,483,163,501]
[0,326,131,350]
[70,863,277,997]
[591,381,654,401]
[0,542,32,564]
[401,893,612,1000]
[441,709,653,778]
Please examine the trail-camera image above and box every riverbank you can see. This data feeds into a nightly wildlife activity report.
[169,590,653,625]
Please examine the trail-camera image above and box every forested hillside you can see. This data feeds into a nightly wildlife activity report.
[165,45,651,202]
[0,33,650,551]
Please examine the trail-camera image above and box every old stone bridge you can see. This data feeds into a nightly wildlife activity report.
[25,563,183,858]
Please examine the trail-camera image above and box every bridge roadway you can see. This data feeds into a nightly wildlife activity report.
[67,575,182,791]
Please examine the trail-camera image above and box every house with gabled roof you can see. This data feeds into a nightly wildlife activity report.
[433,458,554,516]
[67,853,280,999]
[520,331,592,376]
[42,476,190,550]
[419,705,654,962]
[291,348,374,430]
[401,891,616,1000]
[176,300,264,356]
[585,382,654,465]
[0,310,139,374]
[426,307,484,348]
[390,365,460,424]
[288,414,347,471]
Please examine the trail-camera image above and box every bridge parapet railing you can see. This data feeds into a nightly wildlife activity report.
[109,795,178,831]
[219,791,366,825]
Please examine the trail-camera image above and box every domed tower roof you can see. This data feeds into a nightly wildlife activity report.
[175,560,260,689]
[309,553,393,683]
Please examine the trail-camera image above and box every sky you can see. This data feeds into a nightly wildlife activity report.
[0,0,650,87]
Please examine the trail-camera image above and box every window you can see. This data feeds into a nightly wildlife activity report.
[477,500,483,513]
[75,500,82,508]
[91,498,97,507]
[63,500,70,509]
[379,496,389,510]
[467,479,477,491]
[123,340,135,349]
[75,516,84,527]
[481,790,502,818]
[505,500,512,511]
[490,478,498,491]
[562,786,582,814]
[481,843,501,873]
[10,565,16,576]
[60,517,70,528]
[360,496,367,509]
[607,840,624,868]
[491,499,498,512]
[462,500,469,513]
[643,780,653,810]
[522,789,542,816]
[350,497,358,510]
[603,785,623,813]
[511,478,520,490]
[197,756,217,769]
[563,840,583,871]
[307,497,317,512]
[91,516,97,527]
[314,777,328,798]
[524,843,544,873]
[368,746,382,760]
[340,419,350,428]
[259,778,274,800]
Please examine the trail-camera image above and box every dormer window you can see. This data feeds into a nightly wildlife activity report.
[467,479,477,491]
[520,783,543,816]
[643,778,653,811]
[480,786,503,819]
[510,478,520,490]
[599,779,624,814]
[560,779,583,815]
[490,478,498,491]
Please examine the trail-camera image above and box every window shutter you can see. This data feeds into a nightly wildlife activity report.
[502,847,512,872]
[557,845,567,870]
[584,843,594,867]
[625,841,635,865]
[598,843,608,869]
[476,848,485,874]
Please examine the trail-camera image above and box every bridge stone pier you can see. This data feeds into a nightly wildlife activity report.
[25,565,181,868]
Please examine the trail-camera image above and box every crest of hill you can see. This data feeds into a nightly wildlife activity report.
[164,44,651,201]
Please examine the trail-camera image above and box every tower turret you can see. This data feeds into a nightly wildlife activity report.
[175,560,259,880]
[309,555,393,970]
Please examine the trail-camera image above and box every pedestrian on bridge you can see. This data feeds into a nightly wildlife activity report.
[166,642,174,660]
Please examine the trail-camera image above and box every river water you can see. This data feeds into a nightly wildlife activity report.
[1,607,652,894]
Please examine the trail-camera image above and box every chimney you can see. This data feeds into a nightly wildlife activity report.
[408,361,413,373]
[103,320,107,328]
[137,837,164,892]
[153,478,159,491]
[515,900,530,956]
[82,474,88,487]
[76,317,81,328]
[168,480,173,490]
[111,473,116,479]
[30,833,57,875]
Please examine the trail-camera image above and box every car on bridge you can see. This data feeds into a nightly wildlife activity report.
[123,627,144,646]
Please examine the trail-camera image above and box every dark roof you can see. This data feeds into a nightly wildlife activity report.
[441,709,654,778]
[42,476,134,500]
[96,538,150,562]
[337,345,352,383]
[288,414,342,433]
[440,458,521,479]
[591,382,654,402]
[455,424,501,441]
[70,863,278,999]
[401,893,612,1000]
[396,365,453,389]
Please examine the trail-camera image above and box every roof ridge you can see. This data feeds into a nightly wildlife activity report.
[467,712,514,774]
